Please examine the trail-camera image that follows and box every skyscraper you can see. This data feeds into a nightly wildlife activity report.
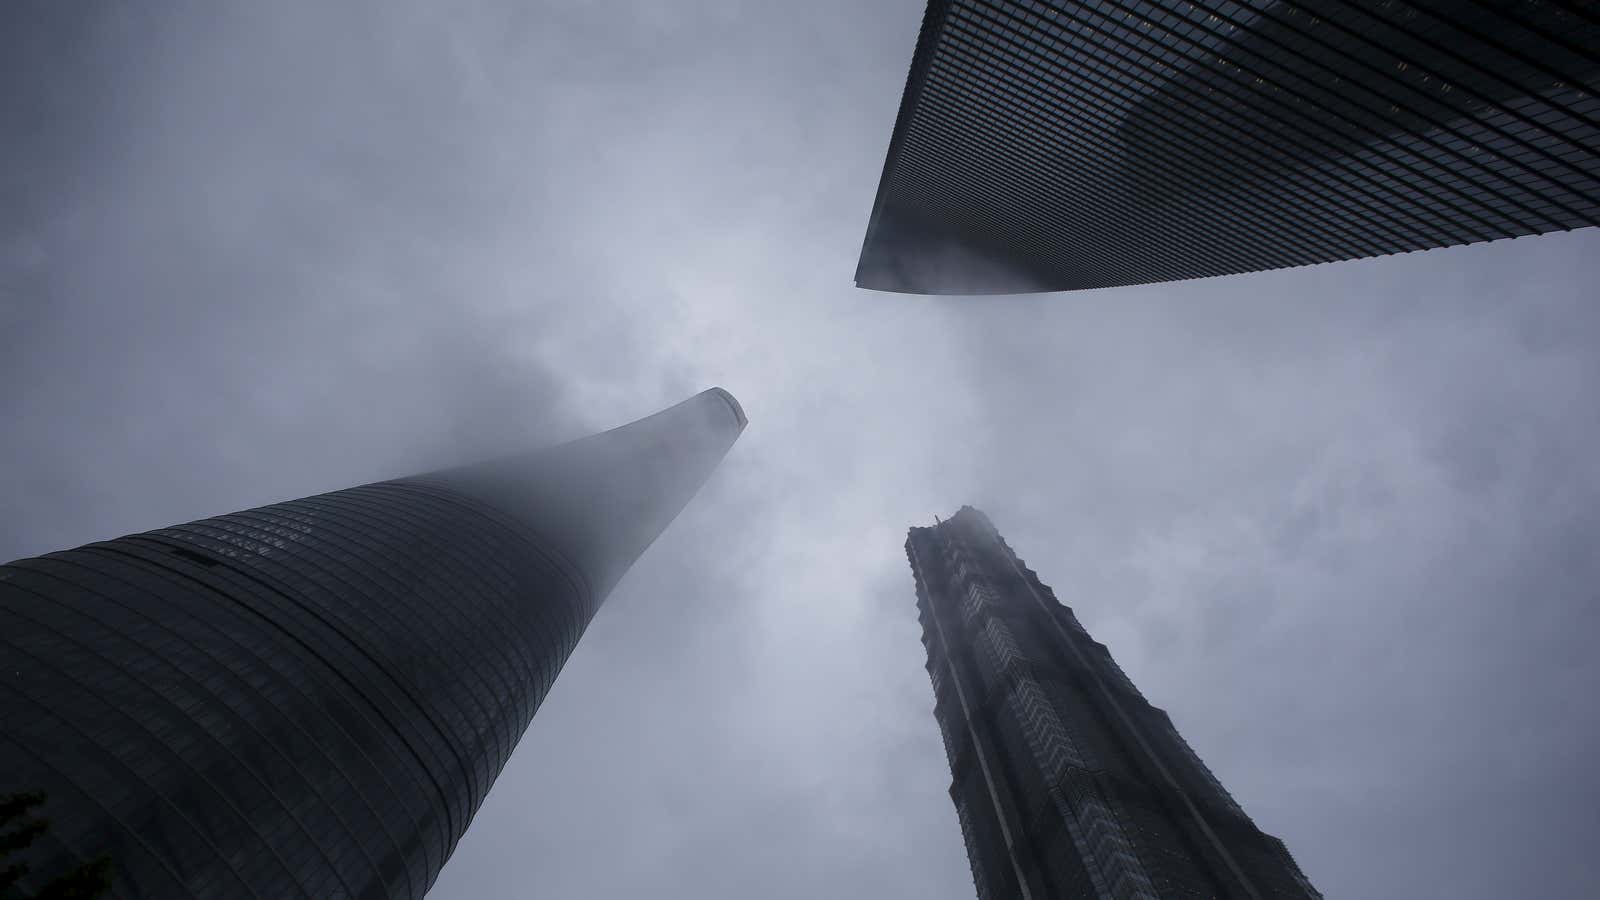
[0,388,746,899]
[857,0,1600,294]
[907,507,1318,898]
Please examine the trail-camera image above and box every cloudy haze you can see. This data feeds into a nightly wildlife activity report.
[4,2,1599,898]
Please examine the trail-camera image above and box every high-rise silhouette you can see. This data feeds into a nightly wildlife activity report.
[858,0,1600,293]
[0,388,746,899]
[908,507,1318,898]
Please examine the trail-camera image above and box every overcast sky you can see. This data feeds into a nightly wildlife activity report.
[4,2,1599,898]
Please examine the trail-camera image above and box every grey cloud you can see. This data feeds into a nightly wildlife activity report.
[4,2,1599,899]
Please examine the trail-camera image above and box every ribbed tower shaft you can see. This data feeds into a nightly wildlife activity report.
[907,507,1319,899]
[0,388,746,899]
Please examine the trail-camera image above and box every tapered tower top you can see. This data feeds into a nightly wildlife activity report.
[419,386,748,603]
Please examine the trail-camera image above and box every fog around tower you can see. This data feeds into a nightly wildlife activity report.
[434,386,747,601]
[3,3,1599,898]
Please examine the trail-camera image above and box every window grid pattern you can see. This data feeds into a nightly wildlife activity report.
[0,479,594,899]
[907,507,1322,899]
[857,0,1600,293]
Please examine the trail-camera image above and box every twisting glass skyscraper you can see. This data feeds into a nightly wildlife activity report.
[0,388,746,899]
[908,507,1318,899]
[858,0,1600,293]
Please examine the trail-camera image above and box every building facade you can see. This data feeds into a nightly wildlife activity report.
[0,388,746,899]
[907,507,1318,898]
[857,0,1600,293]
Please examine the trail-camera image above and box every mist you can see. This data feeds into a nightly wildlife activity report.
[4,2,1599,898]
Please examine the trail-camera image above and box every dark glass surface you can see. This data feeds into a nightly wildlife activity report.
[908,507,1321,898]
[857,0,1600,293]
[0,388,745,898]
